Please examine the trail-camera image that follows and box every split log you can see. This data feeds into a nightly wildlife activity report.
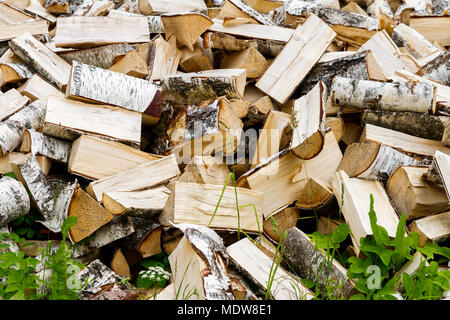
[362,110,450,141]
[161,227,183,255]
[317,216,344,235]
[0,176,30,227]
[66,61,162,126]
[326,117,344,143]
[87,154,179,201]
[285,1,378,46]
[9,32,71,90]
[243,84,273,127]
[17,74,64,102]
[0,62,34,84]
[391,23,441,59]
[25,0,57,24]
[102,185,171,216]
[394,251,429,291]
[295,177,335,210]
[219,47,268,79]
[108,50,148,79]
[168,224,234,300]
[0,2,33,24]
[159,181,263,232]
[0,99,46,157]
[217,0,275,26]
[86,216,135,249]
[148,36,181,82]
[74,259,137,300]
[338,142,425,180]
[443,124,450,147]
[154,283,175,300]
[54,16,150,48]
[179,41,214,73]
[0,20,49,42]
[256,14,336,104]
[227,237,314,300]
[341,2,368,15]
[85,0,115,16]
[111,248,131,279]
[250,110,290,168]
[409,16,450,46]
[361,123,450,157]
[20,129,72,163]
[0,89,29,121]
[410,211,450,246]
[422,51,449,86]
[11,155,78,232]
[263,206,299,243]
[161,13,213,51]
[288,81,327,160]
[297,51,369,97]
[283,227,355,299]
[68,135,161,180]
[241,0,283,13]
[332,170,399,255]
[121,218,162,259]
[387,166,450,220]
[160,69,246,105]
[0,152,51,175]
[367,0,394,17]
[424,151,450,202]
[137,0,207,15]
[43,97,142,147]
[238,131,342,218]
[178,155,230,185]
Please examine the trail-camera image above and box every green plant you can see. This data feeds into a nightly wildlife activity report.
[137,253,171,299]
[173,258,199,300]
[10,208,46,240]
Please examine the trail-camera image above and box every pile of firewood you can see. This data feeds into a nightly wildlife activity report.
[0,0,449,300]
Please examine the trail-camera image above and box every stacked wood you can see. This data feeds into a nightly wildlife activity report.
[410,211,450,246]
[0,176,30,227]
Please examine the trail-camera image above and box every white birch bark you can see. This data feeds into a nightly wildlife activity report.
[68,61,161,118]
[391,23,441,59]
[0,176,30,227]
[0,62,35,81]
[422,52,449,86]
[228,0,276,26]
[86,216,135,249]
[21,129,72,163]
[331,77,436,113]
[367,0,394,17]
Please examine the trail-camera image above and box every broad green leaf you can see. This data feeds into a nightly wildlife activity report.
[402,273,414,298]
[331,223,350,245]
[349,293,367,300]
[61,216,77,236]
[4,172,17,180]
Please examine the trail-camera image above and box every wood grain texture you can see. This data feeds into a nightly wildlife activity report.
[410,211,450,246]
[409,16,450,46]
[0,89,29,121]
[0,20,48,42]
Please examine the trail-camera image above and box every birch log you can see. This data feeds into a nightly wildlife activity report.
[422,51,449,86]
[0,89,29,121]
[0,62,35,84]
[148,36,181,82]
[410,211,450,247]
[17,74,64,102]
[120,218,162,258]
[331,77,436,113]
[9,32,71,90]
[424,151,450,203]
[138,0,207,15]
[0,99,46,157]
[25,0,57,24]
[86,216,135,249]
[391,23,441,60]
[362,110,450,141]
[367,0,394,17]
[283,227,355,299]
[20,129,72,163]
[218,0,276,26]
[338,142,425,180]
[66,61,162,126]
[0,176,30,227]
[0,20,49,42]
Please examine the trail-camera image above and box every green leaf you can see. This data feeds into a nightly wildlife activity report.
[349,293,367,300]
[403,273,414,298]
[331,223,349,245]
[355,278,369,294]
[4,172,17,180]
[270,216,278,234]
[61,216,77,236]
[15,228,28,236]
[26,229,35,239]
[300,278,315,289]
[11,216,24,226]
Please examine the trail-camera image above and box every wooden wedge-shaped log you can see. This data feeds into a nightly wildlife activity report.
[179,41,214,73]
[9,32,71,90]
[161,13,213,51]
[288,81,327,160]
[138,0,207,15]
[422,51,449,86]
[86,216,135,249]
[217,0,276,26]
[219,47,268,79]
[387,166,450,220]
[68,135,161,180]
[54,16,150,48]
[256,14,336,104]
[148,36,181,82]
[410,211,450,247]
[108,50,148,79]
[20,129,72,163]
[161,69,246,105]
[424,151,450,203]
[0,89,29,121]
[283,227,355,299]
[17,74,64,102]
[391,23,442,59]
[159,181,263,232]
[66,61,162,126]
[87,154,179,201]
[111,248,131,279]
[178,155,230,185]
[0,61,35,84]
[263,207,299,243]
[332,170,399,256]
[227,237,314,300]
[120,217,162,259]
[43,97,142,147]
[0,176,30,227]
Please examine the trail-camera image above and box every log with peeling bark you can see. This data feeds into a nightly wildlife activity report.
[66,61,162,126]
[54,16,150,48]
[424,150,450,202]
[121,218,162,259]
[86,216,135,249]
[108,50,148,79]
[285,1,379,46]
[387,166,450,220]
[367,0,394,17]
[43,97,142,147]
[178,155,230,185]
[263,206,299,243]
[256,14,336,104]
[362,110,450,142]
[68,135,161,180]
[87,154,179,202]
[148,36,181,82]
[160,181,263,232]
[0,89,29,121]
[161,69,246,105]
[391,23,441,60]
[20,129,72,163]
[331,77,436,114]
[138,0,207,15]
[288,81,327,160]
[11,155,78,232]
[0,99,46,157]
[17,74,64,102]
[161,13,213,51]
[410,211,450,247]
[0,61,35,84]
[332,170,400,255]
[283,227,355,299]
[0,176,30,227]
[227,237,314,300]
[0,20,49,42]
[338,141,425,180]
[361,123,450,158]
[422,51,449,86]
[25,0,57,24]
[217,0,276,26]
[9,32,71,90]
[168,224,234,300]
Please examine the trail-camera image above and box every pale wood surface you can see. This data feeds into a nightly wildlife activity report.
[18,74,63,101]
[0,89,29,121]
[410,211,450,246]
[0,20,48,41]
